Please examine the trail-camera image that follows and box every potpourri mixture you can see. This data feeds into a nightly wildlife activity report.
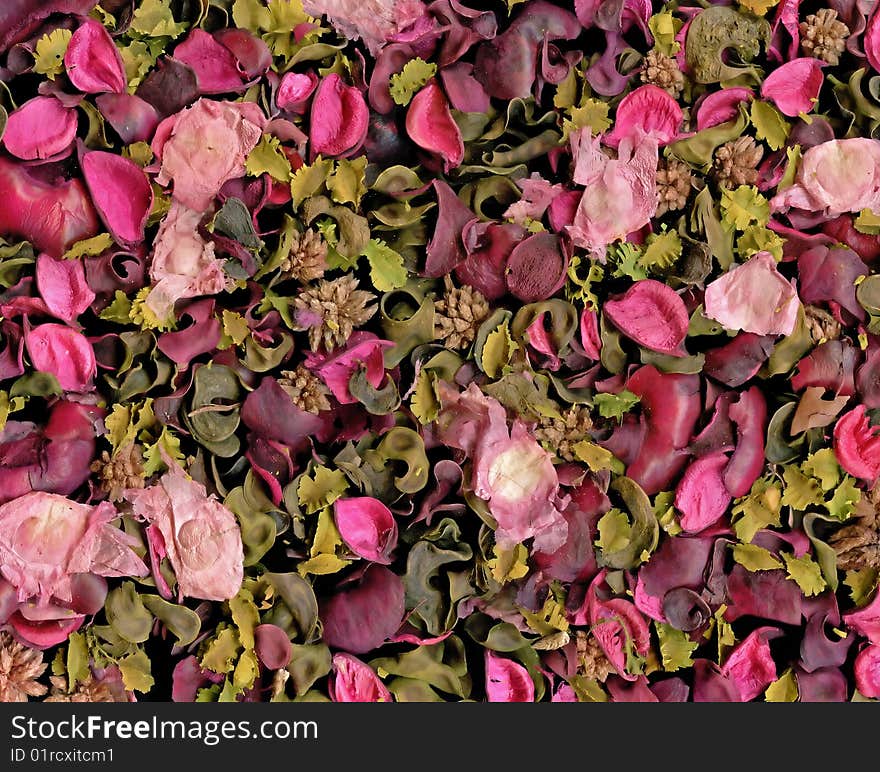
[1,0,880,703]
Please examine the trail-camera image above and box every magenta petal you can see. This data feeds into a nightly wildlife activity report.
[319,566,405,654]
[9,613,84,649]
[845,590,880,643]
[81,151,153,247]
[304,333,393,405]
[720,627,780,702]
[2,96,77,160]
[605,84,682,148]
[833,405,880,483]
[330,653,392,702]
[440,61,490,113]
[760,58,823,117]
[580,308,601,360]
[485,651,535,702]
[64,18,126,94]
[214,28,272,80]
[675,451,732,533]
[695,87,753,131]
[334,497,398,564]
[155,300,221,366]
[253,624,292,669]
[26,323,96,391]
[855,645,880,698]
[174,29,246,95]
[95,93,161,144]
[405,79,464,173]
[866,6,880,75]
[723,386,767,497]
[310,73,369,158]
[276,72,318,111]
[604,279,689,354]
[0,157,100,258]
[35,253,95,322]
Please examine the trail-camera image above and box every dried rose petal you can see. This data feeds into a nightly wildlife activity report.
[604,84,683,148]
[330,653,392,702]
[695,87,753,131]
[485,651,534,702]
[253,624,292,670]
[2,96,77,160]
[703,252,800,336]
[81,151,153,247]
[334,497,398,564]
[309,74,369,159]
[35,254,95,323]
[675,451,732,533]
[64,18,126,94]
[174,29,246,95]
[95,93,161,145]
[504,232,569,303]
[604,279,689,355]
[833,405,880,483]
[760,58,823,117]
[405,80,464,173]
[26,323,96,392]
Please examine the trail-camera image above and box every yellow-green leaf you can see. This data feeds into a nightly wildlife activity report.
[802,448,840,491]
[572,440,624,473]
[826,476,861,521]
[327,157,367,206]
[481,323,517,378]
[130,0,187,38]
[63,232,114,260]
[297,465,348,514]
[781,465,823,511]
[596,508,631,553]
[298,507,352,576]
[201,626,242,674]
[732,542,784,572]
[782,552,826,596]
[119,649,155,693]
[411,369,440,424]
[229,589,260,651]
[389,58,438,106]
[222,310,250,346]
[142,426,185,476]
[656,622,699,672]
[731,478,782,542]
[362,239,408,292]
[290,156,333,207]
[750,100,789,151]
[648,12,683,56]
[488,543,530,584]
[720,185,770,231]
[855,208,880,235]
[33,28,72,80]
[738,0,779,16]
[764,668,798,702]
[845,567,879,607]
[232,0,272,30]
[246,134,292,182]
[562,99,612,141]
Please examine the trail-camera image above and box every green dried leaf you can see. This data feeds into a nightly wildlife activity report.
[297,507,351,576]
[142,426,185,476]
[751,100,790,151]
[732,542,783,571]
[362,239,408,292]
[63,232,114,259]
[731,478,783,542]
[572,441,624,474]
[597,476,660,569]
[596,508,631,553]
[826,476,861,521]
[390,59,438,106]
[592,389,640,422]
[480,323,517,378]
[65,632,90,691]
[720,186,770,231]
[782,552,827,596]
[764,668,798,702]
[229,589,260,651]
[327,157,368,207]
[781,465,824,511]
[685,6,770,84]
[201,626,242,674]
[656,622,699,671]
[246,134,292,182]
[411,369,440,424]
[130,0,187,38]
[290,157,333,207]
[141,596,201,646]
[105,582,153,644]
[99,291,134,324]
[844,568,879,607]
[297,465,348,514]
[33,28,71,80]
[119,649,154,693]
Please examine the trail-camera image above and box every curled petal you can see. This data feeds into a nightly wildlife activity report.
[605,84,682,148]
[675,451,732,533]
[310,74,369,159]
[604,279,689,355]
[760,58,823,117]
[81,151,153,247]
[26,323,96,392]
[2,97,77,160]
[485,651,535,702]
[35,254,95,322]
[405,79,464,173]
[833,405,880,483]
[64,18,126,94]
[333,497,398,564]
[330,653,392,702]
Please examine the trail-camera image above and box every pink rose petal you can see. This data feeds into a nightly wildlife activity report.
[333,496,398,564]
[675,451,732,533]
[64,18,126,94]
[276,72,318,111]
[405,79,464,173]
[26,323,96,391]
[703,252,800,336]
[833,405,880,483]
[696,87,753,131]
[81,150,153,247]
[605,84,683,148]
[720,627,779,702]
[760,58,823,117]
[95,93,161,144]
[855,644,880,698]
[330,653,392,702]
[485,651,534,702]
[310,73,369,159]
[35,253,95,322]
[2,96,77,160]
[174,29,246,95]
[604,279,689,355]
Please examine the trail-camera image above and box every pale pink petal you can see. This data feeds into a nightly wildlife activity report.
[703,252,800,336]
[302,0,427,55]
